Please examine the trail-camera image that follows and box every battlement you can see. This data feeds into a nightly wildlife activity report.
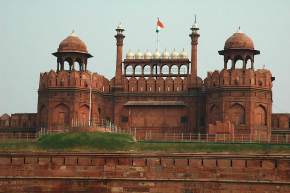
[204,68,273,89]
[39,70,110,93]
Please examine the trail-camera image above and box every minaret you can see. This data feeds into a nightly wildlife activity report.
[114,23,125,88]
[189,16,200,86]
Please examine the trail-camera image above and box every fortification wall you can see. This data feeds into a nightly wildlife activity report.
[0,152,289,193]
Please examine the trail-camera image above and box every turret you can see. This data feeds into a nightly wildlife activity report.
[189,16,200,86]
[114,23,125,88]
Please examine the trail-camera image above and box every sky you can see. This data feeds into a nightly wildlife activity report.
[0,0,290,114]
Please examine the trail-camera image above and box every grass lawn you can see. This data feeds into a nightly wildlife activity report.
[0,131,289,153]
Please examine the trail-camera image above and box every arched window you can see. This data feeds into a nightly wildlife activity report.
[255,105,267,126]
[125,66,133,75]
[152,65,160,75]
[179,65,187,74]
[64,61,70,70]
[235,59,244,69]
[161,65,169,74]
[228,103,245,125]
[135,65,142,75]
[171,65,178,75]
[143,65,151,75]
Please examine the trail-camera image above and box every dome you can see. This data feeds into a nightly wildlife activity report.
[144,50,152,59]
[162,49,170,59]
[179,48,188,59]
[153,49,161,59]
[126,50,134,59]
[57,32,88,53]
[135,50,143,59]
[171,49,179,59]
[224,32,254,50]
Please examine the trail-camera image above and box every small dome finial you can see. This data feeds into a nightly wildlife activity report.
[70,30,77,37]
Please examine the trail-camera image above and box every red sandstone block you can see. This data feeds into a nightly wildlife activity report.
[175,159,188,167]
[189,159,202,167]
[51,157,64,165]
[24,157,37,164]
[38,157,50,166]
[65,156,77,165]
[11,157,24,165]
[247,160,261,168]
[118,158,131,165]
[105,158,118,166]
[232,159,245,168]
[133,158,146,166]
[78,157,91,166]
[278,159,290,170]
[94,158,105,166]
[0,157,10,165]
[203,159,216,168]
[262,160,275,169]
[148,158,161,167]
[218,159,231,168]
[161,158,174,167]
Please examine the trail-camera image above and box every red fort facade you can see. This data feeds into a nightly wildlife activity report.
[1,23,290,140]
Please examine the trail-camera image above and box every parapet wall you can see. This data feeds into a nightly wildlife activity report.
[205,68,273,89]
[0,152,289,193]
[39,70,110,93]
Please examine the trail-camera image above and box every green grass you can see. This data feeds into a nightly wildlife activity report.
[0,132,290,154]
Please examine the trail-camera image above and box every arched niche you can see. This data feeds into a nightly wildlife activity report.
[228,103,245,126]
[53,103,70,127]
[209,105,219,124]
[255,105,267,126]
[79,105,90,126]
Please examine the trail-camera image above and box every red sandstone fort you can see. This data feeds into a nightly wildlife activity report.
[0,22,290,140]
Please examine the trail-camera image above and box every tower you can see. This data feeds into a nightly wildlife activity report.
[189,16,200,87]
[37,32,108,132]
[114,24,125,90]
[205,28,273,141]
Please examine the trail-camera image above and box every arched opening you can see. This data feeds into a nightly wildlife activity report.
[53,104,70,128]
[245,56,252,69]
[134,65,142,75]
[228,103,245,126]
[63,61,70,71]
[171,65,178,75]
[255,105,267,126]
[235,59,244,69]
[161,65,169,75]
[79,105,90,127]
[143,65,151,75]
[126,66,133,75]
[75,58,83,71]
[152,65,160,75]
[226,59,232,69]
[179,65,187,74]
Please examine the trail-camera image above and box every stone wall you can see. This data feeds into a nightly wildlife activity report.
[0,152,289,193]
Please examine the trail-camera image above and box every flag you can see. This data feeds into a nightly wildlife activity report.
[156,18,165,33]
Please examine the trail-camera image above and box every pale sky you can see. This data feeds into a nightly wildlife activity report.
[0,0,290,114]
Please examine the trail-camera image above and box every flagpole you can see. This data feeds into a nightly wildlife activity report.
[156,31,159,50]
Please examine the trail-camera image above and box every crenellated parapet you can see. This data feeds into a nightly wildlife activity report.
[204,68,273,90]
[39,70,110,93]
